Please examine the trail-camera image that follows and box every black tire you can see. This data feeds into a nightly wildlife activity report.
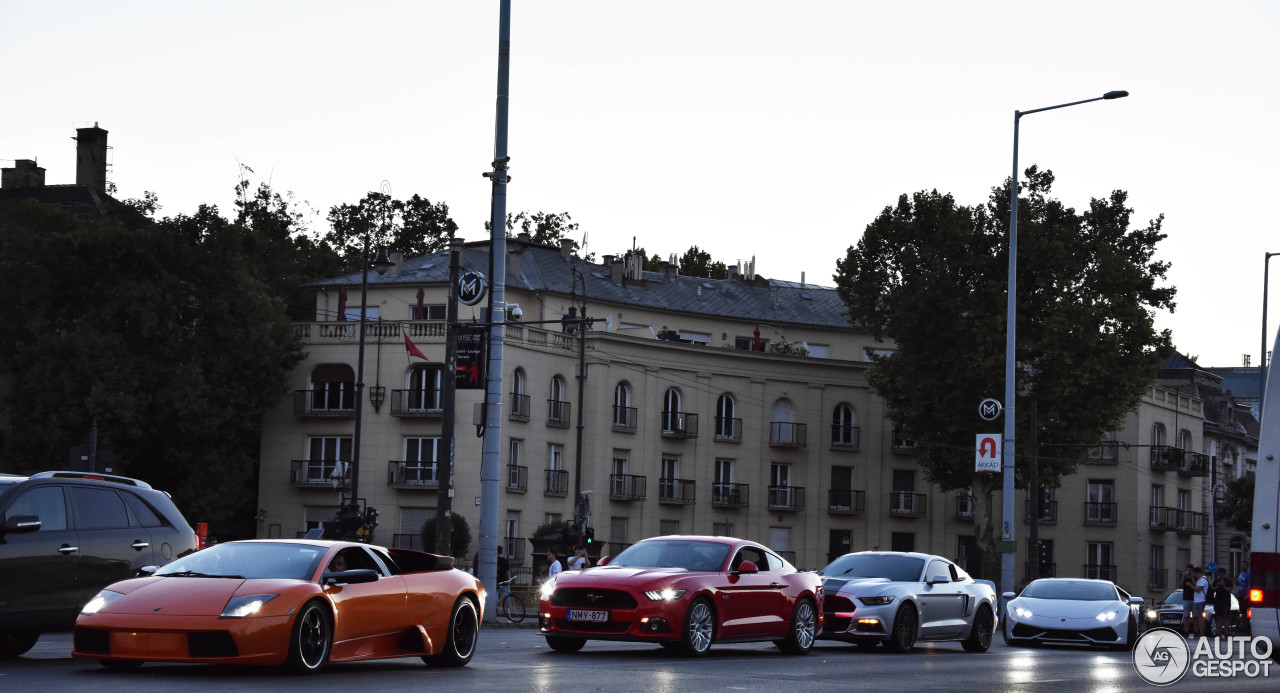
[0,631,39,658]
[547,637,587,653]
[680,597,716,657]
[426,597,479,667]
[1111,615,1138,651]
[883,602,918,653]
[777,597,817,655]
[504,594,526,623]
[961,605,994,653]
[100,659,143,670]
[286,600,332,673]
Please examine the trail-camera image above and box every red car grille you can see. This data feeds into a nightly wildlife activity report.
[551,619,631,633]
[550,588,638,609]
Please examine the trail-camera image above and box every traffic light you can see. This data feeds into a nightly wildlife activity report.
[1037,486,1052,520]
[583,527,595,546]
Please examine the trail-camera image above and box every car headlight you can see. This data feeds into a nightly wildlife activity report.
[81,589,125,615]
[1014,606,1034,619]
[220,595,278,619]
[857,595,895,606]
[643,588,687,601]
[1146,609,1157,620]
[1095,610,1121,621]
[539,580,557,600]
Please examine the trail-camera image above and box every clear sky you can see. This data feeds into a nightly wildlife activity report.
[3,1,1277,368]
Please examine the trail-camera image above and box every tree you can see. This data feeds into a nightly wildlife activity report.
[678,245,728,279]
[488,210,594,261]
[1220,472,1255,533]
[0,197,303,538]
[326,191,458,274]
[420,513,473,558]
[833,166,1176,579]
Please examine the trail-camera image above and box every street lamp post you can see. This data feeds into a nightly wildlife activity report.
[346,234,394,539]
[1002,90,1127,596]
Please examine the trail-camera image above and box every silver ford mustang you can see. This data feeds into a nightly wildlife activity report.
[1002,578,1144,649]
[818,551,997,652]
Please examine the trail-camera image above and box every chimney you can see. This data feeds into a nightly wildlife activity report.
[388,251,404,277]
[2,159,46,188]
[608,255,623,284]
[75,124,109,192]
[560,238,574,258]
[508,245,523,275]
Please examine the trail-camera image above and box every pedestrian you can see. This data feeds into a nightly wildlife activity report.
[1238,559,1251,604]
[566,545,590,571]
[1212,569,1234,636]
[1180,564,1197,636]
[497,545,510,584]
[546,549,563,579]
[1192,566,1209,637]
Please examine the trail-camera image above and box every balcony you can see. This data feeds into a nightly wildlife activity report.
[504,537,527,564]
[1084,502,1117,526]
[609,474,647,501]
[1086,441,1120,464]
[1025,499,1058,524]
[714,417,742,442]
[770,422,807,448]
[389,389,443,418]
[290,459,348,487]
[544,469,569,496]
[1180,452,1210,477]
[1084,564,1117,581]
[547,399,571,428]
[1149,505,1178,531]
[1024,562,1057,582]
[505,465,528,493]
[509,393,530,422]
[1149,567,1168,590]
[1150,446,1184,472]
[767,486,806,511]
[658,478,696,504]
[661,411,699,439]
[888,492,926,518]
[387,461,439,489]
[830,425,861,451]
[711,482,750,508]
[1174,510,1208,535]
[612,406,638,432]
[293,390,354,418]
[828,489,866,515]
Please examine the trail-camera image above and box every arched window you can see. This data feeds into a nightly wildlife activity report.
[406,365,441,411]
[309,364,354,412]
[549,375,570,425]
[715,394,738,439]
[614,382,635,429]
[509,368,529,420]
[1152,422,1167,447]
[832,403,858,448]
[1179,429,1192,451]
[663,388,682,433]
[772,398,794,444]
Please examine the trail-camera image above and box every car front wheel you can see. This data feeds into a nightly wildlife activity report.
[962,605,994,652]
[884,602,918,653]
[425,597,479,667]
[681,598,715,657]
[777,597,817,655]
[286,601,331,673]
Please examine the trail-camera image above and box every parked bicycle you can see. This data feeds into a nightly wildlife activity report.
[497,577,525,623]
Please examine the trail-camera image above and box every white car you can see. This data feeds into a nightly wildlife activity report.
[818,551,997,652]
[1002,578,1144,649]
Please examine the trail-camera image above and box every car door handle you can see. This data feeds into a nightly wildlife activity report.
[58,545,79,555]
[770,582,783,588]
[131,541,151,550]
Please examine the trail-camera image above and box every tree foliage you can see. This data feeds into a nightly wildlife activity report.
[326,191,458,275]
[678,245,728,279]
[0,197,303,537]
[834,166,1176,577]
[1220,472,1254,533]
[420,513,472,558]
[488,210,594,261]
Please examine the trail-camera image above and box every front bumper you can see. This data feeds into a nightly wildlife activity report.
[818,595,896,641]
[73,612,293,665]
[1004,613,1125,646]
[538,595,690,642]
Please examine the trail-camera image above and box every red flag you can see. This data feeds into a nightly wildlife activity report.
[337,289,348,321]
[752,325,761,351]
[403,331,428,361]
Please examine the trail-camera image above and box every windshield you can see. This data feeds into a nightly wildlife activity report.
[819,554,925,581]
[155,542,327,580]
[609,540,731,572]
[1020,580,1118,601]
[1162,591,1187,606]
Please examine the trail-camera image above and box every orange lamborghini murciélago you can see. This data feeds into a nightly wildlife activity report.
[72,539,484,672]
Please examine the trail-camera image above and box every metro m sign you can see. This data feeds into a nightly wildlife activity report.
[975,434,1002,472]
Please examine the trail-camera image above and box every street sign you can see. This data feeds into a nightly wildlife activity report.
[979,398,1002,421]
[455,326,486,389]
[457,270,488,306]
[975,433,1001,472]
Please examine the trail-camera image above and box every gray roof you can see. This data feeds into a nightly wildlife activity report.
[308,241,853,330]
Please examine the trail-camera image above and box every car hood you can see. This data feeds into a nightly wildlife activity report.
[821,576,893,594]
[101,577,295,616]
[1014,597,1118,618]
[555,566,692,586]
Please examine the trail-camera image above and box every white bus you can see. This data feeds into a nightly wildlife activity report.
[1251,327,1280,653]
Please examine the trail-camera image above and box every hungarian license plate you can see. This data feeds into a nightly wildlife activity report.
[567,609,609,623]
[1160,613,1182,624]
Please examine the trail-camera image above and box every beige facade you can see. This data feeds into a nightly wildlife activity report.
[256,240,1205,596]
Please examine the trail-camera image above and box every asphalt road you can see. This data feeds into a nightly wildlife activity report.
[2,626,1276,693]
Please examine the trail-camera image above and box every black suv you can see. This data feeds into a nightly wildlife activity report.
[0,471,197,657]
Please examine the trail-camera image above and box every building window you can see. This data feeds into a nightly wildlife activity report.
[545,513,562,525]
[806,343,830,358]
[1179,429,1192,451]
[548,375,570,425]
[412,303,446,321]
[660,519,680,535]
[678,330,710,345]
[405,365,442,411]
[831,403,857,447]
[713,521,734,537]
[735,335,769,352]
[610,517,629,553]
[1087,480,1115,524]
[402,437,439,483]
[1086,542,1114,580]
[1152,422,1167,447]
[662,388,682,432]
[305,436,351,482]
[310,364,355,411]
[891,532,915,552]
[715,394,738,439]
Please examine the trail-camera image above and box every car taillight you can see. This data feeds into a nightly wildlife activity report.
[1251,553,1279,608]
[1250,588,1263,604]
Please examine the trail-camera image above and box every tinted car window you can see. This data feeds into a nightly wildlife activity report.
[821,554,925,581]
[7,486,69,531]
[765,551,785,572]
[733,547,767,570]
[69,487,129,529]
[122,492,163,528]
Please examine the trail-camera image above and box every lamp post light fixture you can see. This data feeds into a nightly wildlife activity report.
[346,238,395,539]
[1001,90,1127,597]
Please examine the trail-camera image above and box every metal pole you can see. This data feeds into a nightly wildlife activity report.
[435,246,460,555]
[1001,109,1020,599]
[477,0,511,622]
[349,233,372,538]
[1028,398,1038,582]
[572,279,587,547]
[1263,252,1278,411]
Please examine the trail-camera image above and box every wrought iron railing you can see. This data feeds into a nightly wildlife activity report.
[711,482,750,508]
[767,486,805,511]
[658,477,696,504]
[770,422,807,448]
[830,425,860,450]
[888,492,926,518]
[828,489,865,515]
[544,469,569,496]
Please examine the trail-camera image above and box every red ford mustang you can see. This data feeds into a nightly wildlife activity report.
[72,539,483,672]
[537,535,822,656]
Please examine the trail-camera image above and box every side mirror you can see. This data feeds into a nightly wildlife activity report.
[1129,596,1144,606]
[138,565,159,577]
[1002,591,1016,600]
[734,560,759,575]
[3,515,41,534]
[324,568,379,585]
[597,555,611,567]
[927,574,950,585]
